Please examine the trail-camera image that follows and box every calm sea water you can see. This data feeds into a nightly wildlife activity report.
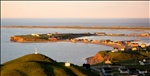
[1,18,150,65]
[1,18,149,27]
[1,28,150,65]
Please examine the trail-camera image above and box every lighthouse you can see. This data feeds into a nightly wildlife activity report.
[34,48,38,54]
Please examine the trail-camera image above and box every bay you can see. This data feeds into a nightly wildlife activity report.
[1,28,150,65]
[1,18,149,27]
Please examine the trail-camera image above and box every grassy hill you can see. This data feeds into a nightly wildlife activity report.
[87,50,150,65]
[92,51,150,72]
[98,51,150,62]
[1,54,98,76]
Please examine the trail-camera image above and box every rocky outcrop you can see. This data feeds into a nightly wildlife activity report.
[86,53,104,65]
[10,36,25,42]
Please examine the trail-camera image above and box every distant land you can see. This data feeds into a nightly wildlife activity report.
[1,26,150,30]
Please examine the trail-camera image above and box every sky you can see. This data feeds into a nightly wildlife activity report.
[1,1,150,18]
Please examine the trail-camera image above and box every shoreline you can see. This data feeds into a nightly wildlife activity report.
[11,40,125,49]
[1,26,150,30]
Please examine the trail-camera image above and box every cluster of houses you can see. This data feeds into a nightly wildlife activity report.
[71,38,148,51]
[98,58,150,76]
[139,59,150,65]
[94,32,150,37]
[99,63,150,76]
[30,32,149,52]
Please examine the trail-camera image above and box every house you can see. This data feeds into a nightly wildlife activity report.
[92,40,100,43]
[31,33,40,37]
[83,39,89,42]
[132,47,137,51]
[65,62,70,67]
[105,59,112,64]
[139,61,145,65]
[71,39,77,43]
[95,32,106,36]
[47,33,52,36]
[139,59,150,65]
[120,48,125,51]
[127,68,138,75]
[137,69,147,74]
[126,41,132,44]
[119,68,128,74]
[127,43,139,47]
[82,63,91,69]
[103,39,111,43]
[108,41,114,44]
[102,67,113,76]
[111,48,118,52]
[141,43,146,48]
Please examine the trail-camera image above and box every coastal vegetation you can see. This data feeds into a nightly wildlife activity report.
[1,53,98,76]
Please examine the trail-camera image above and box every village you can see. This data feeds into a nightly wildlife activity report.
[10,32,150,76]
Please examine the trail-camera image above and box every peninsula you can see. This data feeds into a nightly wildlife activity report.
[10,32,149,50]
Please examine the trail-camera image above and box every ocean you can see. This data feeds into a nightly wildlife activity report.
[1,18,150,66]
[1,18,149,27]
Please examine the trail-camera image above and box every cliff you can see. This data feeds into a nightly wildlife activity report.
[1,53,99,76]
[86,53,104,65]
[86,50,150,65]
[10,36,25,42]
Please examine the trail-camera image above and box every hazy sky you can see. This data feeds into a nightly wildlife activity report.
[1,1,149,18]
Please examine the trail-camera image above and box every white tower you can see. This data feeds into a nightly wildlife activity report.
[34,48,38,54]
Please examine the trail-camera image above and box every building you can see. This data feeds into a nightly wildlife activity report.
[71,39,77,43]
[102,67,113,76]
[105,59,112,64]
[137,69,147,74]
[65,62,70,67]
[119,68,128,74]
[82,63,91,69]
[141,43,146,48]
[132,47,137,51]
[31,33,39,37]
[47,33,53,36]
[128,43,139,47]
[127,68,137,75]
[95,32,106,36]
